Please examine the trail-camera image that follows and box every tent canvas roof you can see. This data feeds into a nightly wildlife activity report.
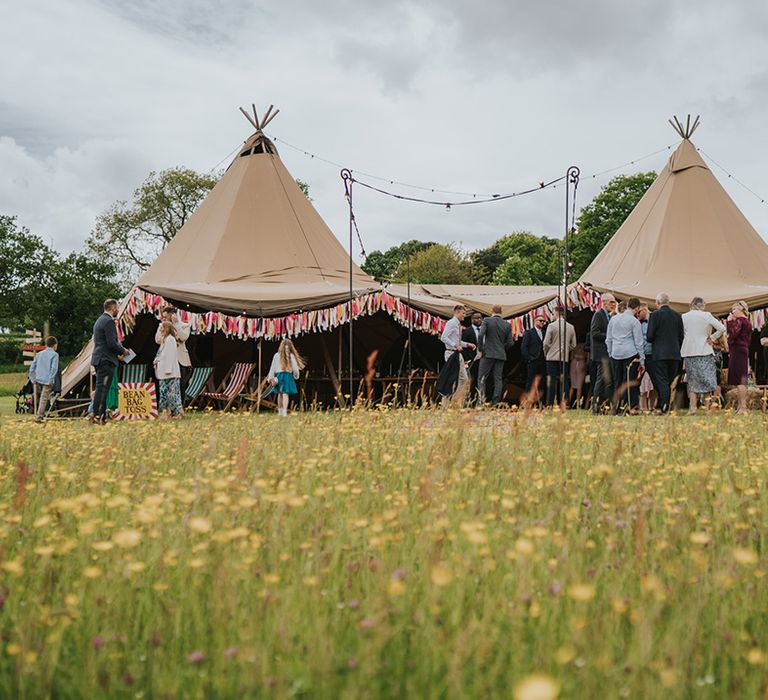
[579,132,768,314]
[137,126,378,316]
[387,284,562,318]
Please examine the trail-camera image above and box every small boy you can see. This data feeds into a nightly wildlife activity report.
[28,336,59,423]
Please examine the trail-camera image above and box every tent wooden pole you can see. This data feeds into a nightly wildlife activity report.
[320,334,346,408]
[690,115,700,136]
[251,104,261,130]
[262,109,280,129]
[668,119,681,137]
[257,338,262,413]
[239,107,258,130]
[261,104,274,126]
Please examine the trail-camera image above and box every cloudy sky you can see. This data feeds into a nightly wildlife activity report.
[2,0,768,263]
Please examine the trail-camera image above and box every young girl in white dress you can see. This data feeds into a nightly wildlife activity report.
[267,339,305,416]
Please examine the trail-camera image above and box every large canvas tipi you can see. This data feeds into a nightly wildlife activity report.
[579,116,768,314]
[137,105,378,315]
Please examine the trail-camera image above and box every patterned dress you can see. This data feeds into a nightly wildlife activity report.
[159,378,182,416]
[686,355,718,394]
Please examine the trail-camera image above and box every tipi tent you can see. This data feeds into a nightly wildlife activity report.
[136,107,378,316]
[579,116,768,315]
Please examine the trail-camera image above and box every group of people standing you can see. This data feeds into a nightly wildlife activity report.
[439,292,759,414]
[86,300,305,422]
[590,292,754,414]
[88,300,192,422]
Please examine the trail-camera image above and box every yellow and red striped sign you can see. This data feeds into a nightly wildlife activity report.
[114,382,158,421]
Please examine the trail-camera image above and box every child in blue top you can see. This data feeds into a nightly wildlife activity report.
[29,336,59,423]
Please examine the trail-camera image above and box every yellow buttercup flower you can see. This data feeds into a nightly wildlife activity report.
[732,547,758,565]
[567,583,595,602]
[514,673,560,700]
[188,517,212,534]
[113,529,142,548]
[430,564,453,587]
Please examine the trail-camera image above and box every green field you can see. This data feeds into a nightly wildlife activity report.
[0,372,25,398]
[0,409,766,698]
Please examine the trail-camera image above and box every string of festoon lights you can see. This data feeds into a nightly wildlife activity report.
[271,137,673,205]
[698,149,768,206]
[207,132,768,211]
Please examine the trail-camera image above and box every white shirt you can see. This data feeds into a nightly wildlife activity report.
[440,316,470,352]
[268,353,300,381]
[681,310,726,357]
[155,336,181,379]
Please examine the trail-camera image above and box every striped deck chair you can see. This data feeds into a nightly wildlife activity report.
[185,367,214,407]
[242,376,279,412]
[121,363,147,383]
[200,363,256,412]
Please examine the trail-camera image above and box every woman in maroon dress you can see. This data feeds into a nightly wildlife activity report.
[726,300,752,413]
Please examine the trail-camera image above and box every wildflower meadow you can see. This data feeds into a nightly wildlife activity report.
[0,409,767,698]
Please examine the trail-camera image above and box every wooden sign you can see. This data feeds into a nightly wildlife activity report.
[22,331,42,367]
[113,382,158,421]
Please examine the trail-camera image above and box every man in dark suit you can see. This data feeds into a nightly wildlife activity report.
[589,293,617,414]
[520,314,547,403]
[646,292,684,413]
[91,298,125,424]
[462,311,483,405]
[478,304,514,405]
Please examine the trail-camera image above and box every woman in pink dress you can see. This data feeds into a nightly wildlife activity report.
[726,300,752,414]
[569,343,588,408]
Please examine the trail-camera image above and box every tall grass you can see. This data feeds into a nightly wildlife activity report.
[0,409,766,698]
[0,372,26,397]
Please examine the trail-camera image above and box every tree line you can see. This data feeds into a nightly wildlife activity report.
[0,167,654,362]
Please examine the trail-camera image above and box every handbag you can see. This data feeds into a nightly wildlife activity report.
[711,333,728,353]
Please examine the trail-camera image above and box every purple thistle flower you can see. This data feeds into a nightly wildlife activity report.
[187,650,206,664]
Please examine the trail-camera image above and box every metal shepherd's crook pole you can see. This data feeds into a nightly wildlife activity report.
[562,165,581,406]
[341,169,354,404]
[407,253,412,375]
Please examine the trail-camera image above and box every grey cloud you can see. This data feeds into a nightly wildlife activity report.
[2,0,768,258]
[92,0,265,49]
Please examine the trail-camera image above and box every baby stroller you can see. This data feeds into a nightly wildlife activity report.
[15,380,35,414]
[15,373,63,417]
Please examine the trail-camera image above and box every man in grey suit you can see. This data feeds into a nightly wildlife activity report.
[91,298,125,424]
[478,304,514,405]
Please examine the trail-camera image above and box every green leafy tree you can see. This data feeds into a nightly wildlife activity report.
[0,216,58,331]
[46,253,121,357]
[296,179,311,199]
[362,240,435,282]
[87,167,219,283]
[490,232,563,285]
[469,242,508,283]
[570,172,656,277]
[392,243,473,285]
[0,215,120,357]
